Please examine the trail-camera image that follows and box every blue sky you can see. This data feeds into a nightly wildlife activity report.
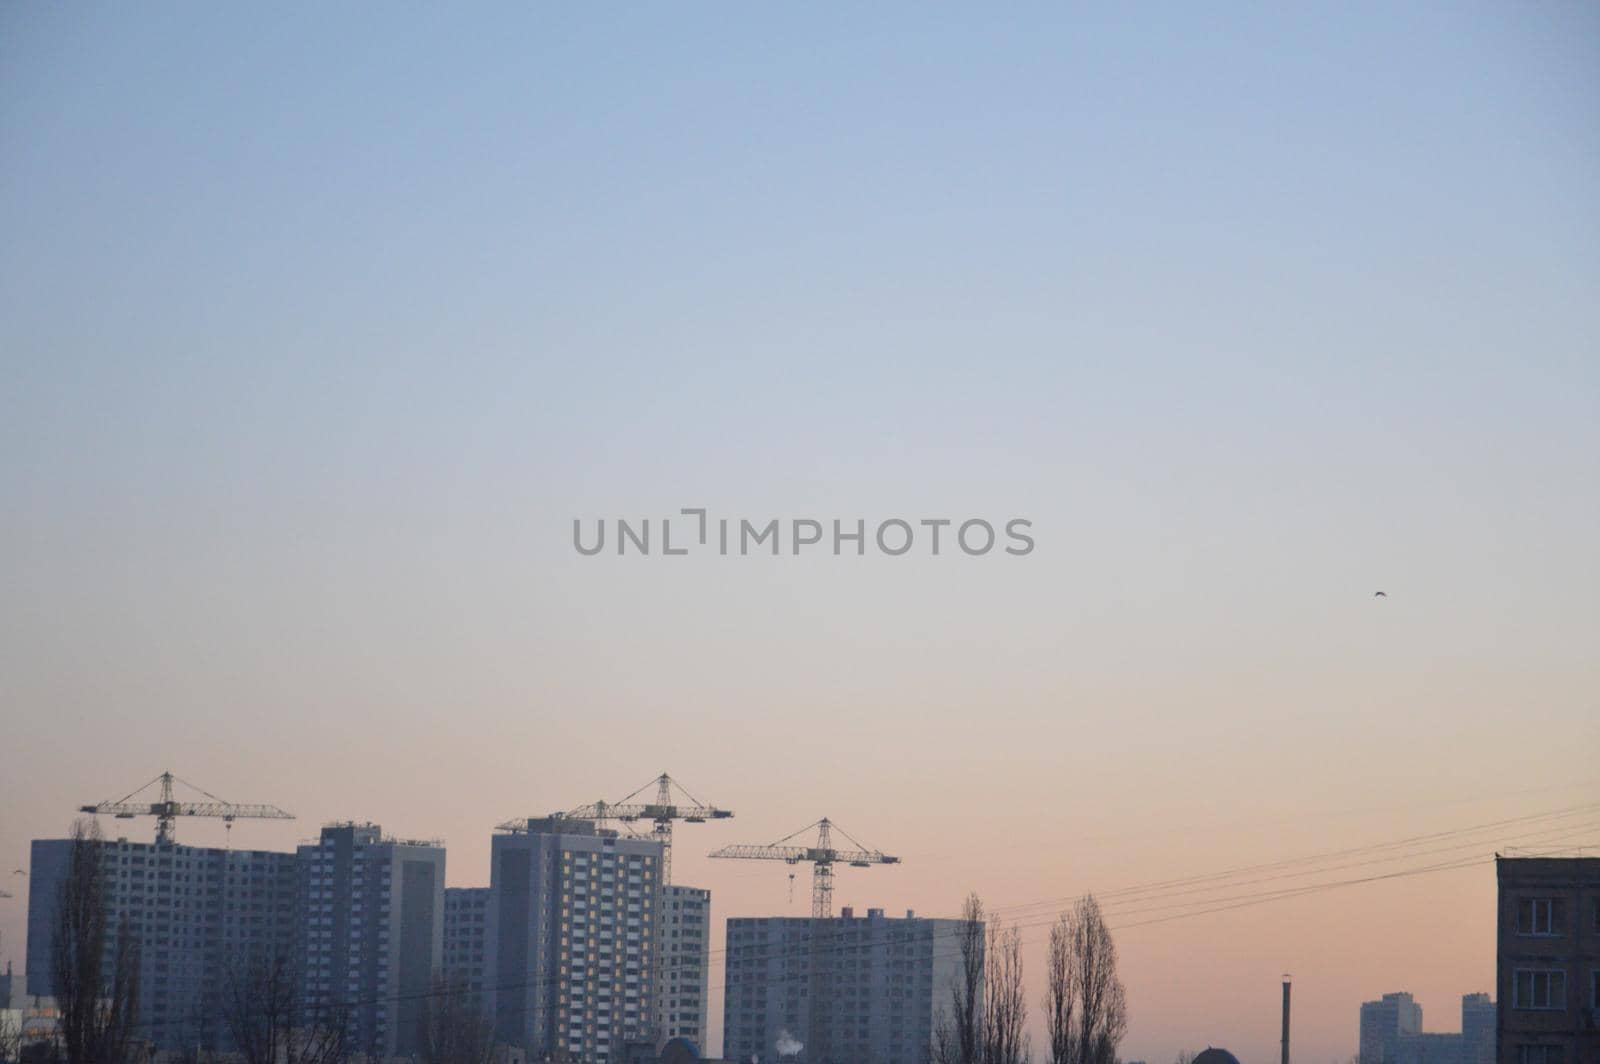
[3,5,1597,1060]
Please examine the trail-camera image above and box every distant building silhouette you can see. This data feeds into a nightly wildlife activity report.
[1358,992,1495,1064]
[1462,993,1495,1064]
[1362,993,1424,1064]
[1401,1032,1472,1064]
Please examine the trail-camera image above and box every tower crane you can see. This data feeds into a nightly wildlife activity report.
[496,772,732,885]
[79,771,293,845]
[709,817,899,918]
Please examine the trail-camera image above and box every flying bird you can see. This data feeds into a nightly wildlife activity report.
[1374,591,1387,597]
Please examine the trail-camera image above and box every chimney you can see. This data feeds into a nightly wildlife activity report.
[1281,975,1292,1064]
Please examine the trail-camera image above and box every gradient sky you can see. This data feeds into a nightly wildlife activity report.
[2,4,1598,1062]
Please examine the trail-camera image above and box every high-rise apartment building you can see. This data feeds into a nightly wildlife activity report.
[658,884,710,1047]
[1358,993,1497,1064]
[296,822,445,1059]
[25,834,298,1050]
[1462,993,1495,1064]
[1362,993,1425,1064]
[490,816,662,1061]
[723,906,973,1064]
[444,886,494,995]
[1495,856,1599,1064]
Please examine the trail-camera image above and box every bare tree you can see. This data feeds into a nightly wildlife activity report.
[0,1007,22,1064]
[357,1015,386,1064]
[415,972,497,1064]
[52,819,140,1064]
[932,893,1028,1064]
[1043,895,1126,1064]
[1045,915,1078,1064]
[932,893,985,1064]
[982,919,1029,1064]
[0,939,20,1064]
[221,945,351,1064]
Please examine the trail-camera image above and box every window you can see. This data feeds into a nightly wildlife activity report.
[1518,898,1564,936]
[1513,970,1566,1010]
[1517,1048,1562,1064]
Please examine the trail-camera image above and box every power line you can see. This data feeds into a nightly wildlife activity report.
[1072,815,1600,919]
[93,809,1596,1038]
[980,799,1600,920]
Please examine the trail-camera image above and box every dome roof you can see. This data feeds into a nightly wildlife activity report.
[1193,1048,1242,1064]
[659,1038,702,1064]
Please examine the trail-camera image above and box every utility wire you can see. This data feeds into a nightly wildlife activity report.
[95,810,1596,1038]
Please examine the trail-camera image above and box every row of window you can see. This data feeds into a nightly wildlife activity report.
[1514,896,1600,936]
[1510,968,1600,1010]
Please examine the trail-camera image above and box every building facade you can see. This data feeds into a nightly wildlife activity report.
[490,816,662,1061]
[1495,857,1600,1064]
[25,834,298,1051]
[444,886,494,995]
[723,907,973,1064]
[658,884,710,1048]
[296,822,445,1059]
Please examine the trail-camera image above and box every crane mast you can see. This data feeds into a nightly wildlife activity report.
[710,817,900,918]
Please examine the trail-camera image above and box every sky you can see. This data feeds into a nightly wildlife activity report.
[2,3,1598,1061]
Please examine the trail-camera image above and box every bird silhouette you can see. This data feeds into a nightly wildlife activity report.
[1374,591,1387,597]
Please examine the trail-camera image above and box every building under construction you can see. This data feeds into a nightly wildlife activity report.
[722,907,972,1064]
[25,833,299,1050]
[26,772,300,1050]
[25,769,915,1063]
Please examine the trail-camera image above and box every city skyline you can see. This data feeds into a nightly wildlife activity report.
[6,776,1595,1062]
[4,3,1598,1062]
